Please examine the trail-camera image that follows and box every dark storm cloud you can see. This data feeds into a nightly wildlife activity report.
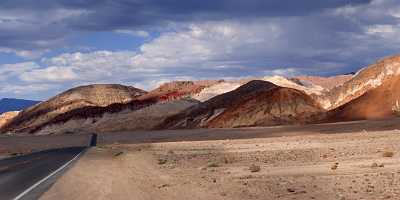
[55,0,373,30]
[0,0,372,18]
[0,0,372,54]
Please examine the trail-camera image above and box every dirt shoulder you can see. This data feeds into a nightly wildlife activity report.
[41,130,400,200]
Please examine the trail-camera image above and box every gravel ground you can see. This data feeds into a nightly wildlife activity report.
[41,129,400,200]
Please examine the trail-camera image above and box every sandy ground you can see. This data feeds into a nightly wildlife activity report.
[3,117,399,159]
[41,129,400,200]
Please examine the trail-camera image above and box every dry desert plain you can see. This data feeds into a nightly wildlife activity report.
[1,118,394,200]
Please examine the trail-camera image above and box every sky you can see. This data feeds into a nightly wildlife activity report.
[0,0,400,100]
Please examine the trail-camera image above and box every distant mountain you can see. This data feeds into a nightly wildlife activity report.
[3,55,400,135]
[0,98,41,114]
[0,84,146,134]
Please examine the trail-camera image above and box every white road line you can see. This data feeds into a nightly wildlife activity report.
[13,149,86,200]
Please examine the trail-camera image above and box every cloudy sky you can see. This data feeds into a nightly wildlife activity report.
[0,0,400,100]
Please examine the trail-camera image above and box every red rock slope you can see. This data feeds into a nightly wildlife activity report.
[327,74,400,121]
[319,55,400,110]
[160,80,324,129]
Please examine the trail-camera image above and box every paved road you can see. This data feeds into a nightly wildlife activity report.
[99,118,400,145]
[0,147,85,200]
[1,118,400,199]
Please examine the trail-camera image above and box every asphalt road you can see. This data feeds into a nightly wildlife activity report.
[1,118,400,199]
[0,147,85,200]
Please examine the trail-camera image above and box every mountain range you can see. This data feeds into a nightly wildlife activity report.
[0,98,40,114]
[1,55,400,135]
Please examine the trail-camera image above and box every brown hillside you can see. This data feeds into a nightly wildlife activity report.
[319,55,400,109]
[160,80,322,129]
[0,111,19,129]
[1,84,146,134]
[207,87,324,128]
[139,80,220,101]
[159,80,278,129]
[34,99,199,135]
[327,75,400,121]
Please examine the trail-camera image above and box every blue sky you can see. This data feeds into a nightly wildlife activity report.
[0,0,400,100]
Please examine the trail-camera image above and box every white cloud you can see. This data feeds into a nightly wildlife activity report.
[115,30,150,37]
[0,83,55,95]
[4,21,281,90]
[3,0,400,99]
[366,25,396,34]
[132,21,281,69]
[20,66,78,83]
[265,68,300,77]
[0,48,47,59]
[0,62,40,81]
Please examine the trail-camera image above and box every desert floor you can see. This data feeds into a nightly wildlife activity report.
[41,128,400,200]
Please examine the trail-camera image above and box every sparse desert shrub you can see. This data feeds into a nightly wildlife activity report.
[392,100,400,116]
[331,162,339,170]
[382,151,394,157]
[223,155,235,164]
[167,150,174,154]
[114,151,124,157]
[158,158,168,165]
[207,161,219,168]
[249,164,261,172]
[9,152,23,157]
[371,162,385,168]
[95,145,108,150]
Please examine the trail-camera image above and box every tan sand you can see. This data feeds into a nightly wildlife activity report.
[42,129,400,200]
